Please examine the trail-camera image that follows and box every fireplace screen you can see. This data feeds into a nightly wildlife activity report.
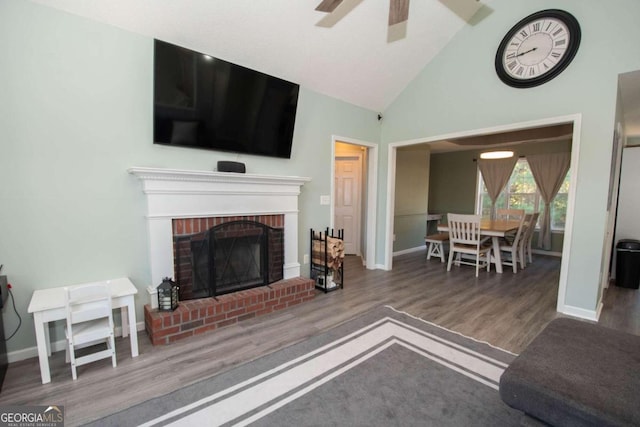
[175,220,283,300]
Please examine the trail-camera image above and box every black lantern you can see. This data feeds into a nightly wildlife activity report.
[157,277,179,311]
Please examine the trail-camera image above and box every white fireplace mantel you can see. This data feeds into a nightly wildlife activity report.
[129,167,311,293]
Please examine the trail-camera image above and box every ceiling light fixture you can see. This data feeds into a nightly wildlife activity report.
[479,150,514,160]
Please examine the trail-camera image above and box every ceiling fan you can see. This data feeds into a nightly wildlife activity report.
[316,0,410,26]
[314,0,483,42]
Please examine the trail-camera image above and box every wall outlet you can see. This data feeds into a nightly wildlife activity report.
[303,254,309,264]
[320,195,331,205]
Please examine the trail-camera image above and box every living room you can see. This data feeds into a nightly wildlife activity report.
[1,0,640,425]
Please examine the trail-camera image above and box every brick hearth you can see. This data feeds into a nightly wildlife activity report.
[145,277,315,345]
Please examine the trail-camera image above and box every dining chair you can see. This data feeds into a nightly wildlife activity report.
[446,214,492,277]
[496,208,525,221]
[64,283,117,380]
[497,214,526,273]
[521,212,540,266]
[515,213,534,269]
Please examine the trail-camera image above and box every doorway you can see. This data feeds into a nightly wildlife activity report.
[331,137,378,270]
[384,114,582,317]
[335,151,363,256]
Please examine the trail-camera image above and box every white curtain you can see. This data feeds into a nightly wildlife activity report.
[527,152,571,250]
[478,156,518,219]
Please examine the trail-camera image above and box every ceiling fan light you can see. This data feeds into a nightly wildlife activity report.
[479,150,514,160]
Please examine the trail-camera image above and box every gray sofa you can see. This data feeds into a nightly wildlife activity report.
[499,318,640,426]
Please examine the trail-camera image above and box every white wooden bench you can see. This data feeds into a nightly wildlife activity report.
[425,232,449,263]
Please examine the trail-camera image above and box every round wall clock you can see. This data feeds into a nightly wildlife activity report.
[495,9,581,88]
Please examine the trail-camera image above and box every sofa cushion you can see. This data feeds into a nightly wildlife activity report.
[500,318,640,427]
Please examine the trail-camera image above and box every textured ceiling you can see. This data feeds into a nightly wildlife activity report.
[30,0,493,112]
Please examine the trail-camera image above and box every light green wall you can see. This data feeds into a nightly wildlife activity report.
[379,0,640,313]
[429,151,478,215]
[0,0,379,353]
[393,149,430,251]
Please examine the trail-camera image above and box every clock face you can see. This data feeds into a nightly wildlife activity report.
[495,10,581,88]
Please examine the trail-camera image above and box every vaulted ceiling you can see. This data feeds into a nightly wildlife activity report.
[30,0,494,112]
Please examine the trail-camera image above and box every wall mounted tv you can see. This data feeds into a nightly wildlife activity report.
[154,40,299,159]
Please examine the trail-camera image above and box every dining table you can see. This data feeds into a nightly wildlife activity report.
[438,218,521,274]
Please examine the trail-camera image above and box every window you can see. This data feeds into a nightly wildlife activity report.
[477,158,570,231]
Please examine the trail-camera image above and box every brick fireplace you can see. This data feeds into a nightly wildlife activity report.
[129,167,312,344]
[173,215,284,300]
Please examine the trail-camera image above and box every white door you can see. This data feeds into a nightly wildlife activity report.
[335,155,362,255]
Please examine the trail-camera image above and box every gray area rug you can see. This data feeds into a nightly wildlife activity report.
[86,306,522,426]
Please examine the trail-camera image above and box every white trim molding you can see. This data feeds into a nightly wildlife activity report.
[129,167,311,294]
[393,246,425,257]
[531,249,562,258]
[560,303,602,322]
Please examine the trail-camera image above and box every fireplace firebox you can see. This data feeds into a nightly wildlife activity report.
[174,219,283,300]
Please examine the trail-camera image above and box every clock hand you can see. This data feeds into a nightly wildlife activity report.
[516,47,538,57]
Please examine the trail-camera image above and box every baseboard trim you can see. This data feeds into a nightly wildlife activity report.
[559,304,600,321]
[531,249,562,257]
[393,246,425,257]
[596,301,604,319]
[7,321,146,363]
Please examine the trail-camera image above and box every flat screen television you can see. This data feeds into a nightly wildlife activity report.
[154,40,299,159]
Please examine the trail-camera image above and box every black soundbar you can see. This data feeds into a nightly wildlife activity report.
[217,161,246,173]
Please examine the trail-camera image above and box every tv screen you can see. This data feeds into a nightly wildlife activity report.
[154,40,299,159]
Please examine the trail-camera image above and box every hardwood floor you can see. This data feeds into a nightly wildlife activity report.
[0,250,637,425]
[599,280,640,335]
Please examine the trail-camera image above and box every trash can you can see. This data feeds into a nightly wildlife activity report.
[615,239,640,289]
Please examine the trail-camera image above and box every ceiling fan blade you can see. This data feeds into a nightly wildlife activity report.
[315,0,345,13]
[389,0,409,26]
[315,0,364,28]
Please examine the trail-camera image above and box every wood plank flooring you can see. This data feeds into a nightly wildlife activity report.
[0,250,637,425]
